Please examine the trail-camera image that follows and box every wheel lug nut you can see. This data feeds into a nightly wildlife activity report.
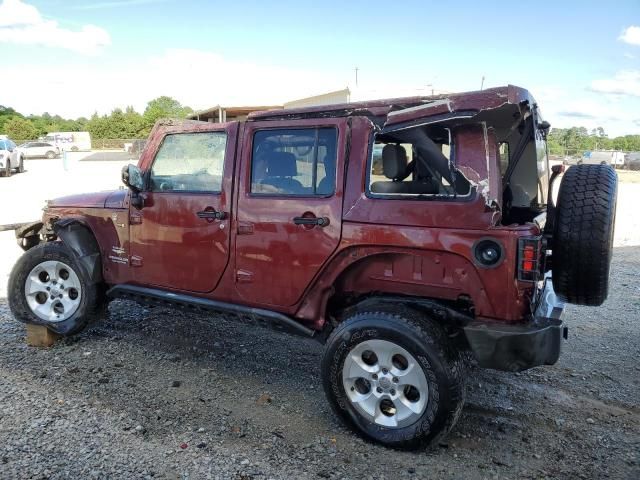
[393,377,398,383]
[46,287,50,291]
[382,368,388,374]
[372,373,378,380]
[376,387,382,393]
[390,389,396,396]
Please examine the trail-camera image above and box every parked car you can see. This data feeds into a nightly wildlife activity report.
[17,141,60,159]
[624,152,640,170]
[9,85,618,449]
[0,137,24,176]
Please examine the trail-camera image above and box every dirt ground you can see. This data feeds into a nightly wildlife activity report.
[0,159,638,479]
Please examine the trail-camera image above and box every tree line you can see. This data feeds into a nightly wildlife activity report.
[0,96,193,142]
[2,99,639,154]
[546,126,640,156]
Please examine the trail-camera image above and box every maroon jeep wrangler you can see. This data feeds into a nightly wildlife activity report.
[9,85,617,449]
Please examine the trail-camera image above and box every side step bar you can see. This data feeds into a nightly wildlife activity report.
[107,284,317,338]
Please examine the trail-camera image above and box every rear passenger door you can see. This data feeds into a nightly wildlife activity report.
[235,119,347,307]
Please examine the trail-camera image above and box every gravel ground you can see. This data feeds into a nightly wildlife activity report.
[0,248,638,479]
[0,161,638,479]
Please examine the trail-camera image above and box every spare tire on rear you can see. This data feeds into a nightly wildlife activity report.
[552,164,617,306]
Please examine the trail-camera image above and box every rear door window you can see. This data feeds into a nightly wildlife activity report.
[251,128,338,196]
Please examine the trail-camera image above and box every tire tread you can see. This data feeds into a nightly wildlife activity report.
[553,164,617,305]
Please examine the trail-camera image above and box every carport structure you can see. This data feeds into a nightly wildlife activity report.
[188,105,282,123]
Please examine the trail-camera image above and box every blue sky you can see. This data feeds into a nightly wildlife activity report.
[1,0,639,136]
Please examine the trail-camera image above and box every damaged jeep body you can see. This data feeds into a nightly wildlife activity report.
[10,85,617,448]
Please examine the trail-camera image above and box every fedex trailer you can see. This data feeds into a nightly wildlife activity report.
[44,131,91,152]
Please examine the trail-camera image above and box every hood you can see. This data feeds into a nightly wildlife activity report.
[47,189,128,209]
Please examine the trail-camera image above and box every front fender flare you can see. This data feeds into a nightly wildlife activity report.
[53,219,103,284]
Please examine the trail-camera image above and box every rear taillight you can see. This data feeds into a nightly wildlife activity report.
[518,236,541,282]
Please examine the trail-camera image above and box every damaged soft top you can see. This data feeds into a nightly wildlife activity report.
[248,85,534,124]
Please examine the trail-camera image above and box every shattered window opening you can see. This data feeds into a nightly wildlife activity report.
[149,132,227,193]
[367,125,471,199]
[498,117,549,208]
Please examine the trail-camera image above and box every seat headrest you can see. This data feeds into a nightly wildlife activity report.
[265,151,298,177]
[382,144,408,179]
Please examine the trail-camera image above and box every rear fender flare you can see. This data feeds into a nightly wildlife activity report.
[296,247,491,329]
[53,219,103,284]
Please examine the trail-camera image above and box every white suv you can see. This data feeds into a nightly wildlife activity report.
[0,137,24,177]
[17,141,59,159]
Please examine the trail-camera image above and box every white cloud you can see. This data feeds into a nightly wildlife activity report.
[0,0,39,26]
[530,84,640,137]
[591,70,640,97]
[2,49,348,119]
[0,0,110,55]
[3,48,639,137]
[619,25,640,46]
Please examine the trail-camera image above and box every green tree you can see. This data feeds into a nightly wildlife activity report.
[0,105,23,132]
[143,96,193,127]
[4,117,37,141]
[87,112,111,139]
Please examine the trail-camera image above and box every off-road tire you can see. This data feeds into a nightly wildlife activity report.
[3,161,11,177]
[321,308,465,449]
[553,164,617,305]
[17,156,24,173]
[8,242,104,336]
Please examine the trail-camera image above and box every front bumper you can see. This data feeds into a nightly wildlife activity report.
[463,278,567,372]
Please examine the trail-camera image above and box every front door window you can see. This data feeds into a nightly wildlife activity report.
[149,132,227,192]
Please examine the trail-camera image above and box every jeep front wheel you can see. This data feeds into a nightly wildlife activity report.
[321,309,465,449]
[8,242,104,336]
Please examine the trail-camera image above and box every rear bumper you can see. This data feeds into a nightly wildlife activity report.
[463,278,567,372]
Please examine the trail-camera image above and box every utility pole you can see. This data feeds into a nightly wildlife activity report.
[480,76,485,90]
[355,67,359,87]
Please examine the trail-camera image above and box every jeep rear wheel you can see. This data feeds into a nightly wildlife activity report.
[553,164,617,306]
[321,309,465,449]
[8,242,104,336]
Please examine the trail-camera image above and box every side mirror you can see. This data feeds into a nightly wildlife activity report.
[537,120,551,137]
[121,164,144,192]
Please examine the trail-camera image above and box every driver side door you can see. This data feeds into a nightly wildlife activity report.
[129,122,238,293]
